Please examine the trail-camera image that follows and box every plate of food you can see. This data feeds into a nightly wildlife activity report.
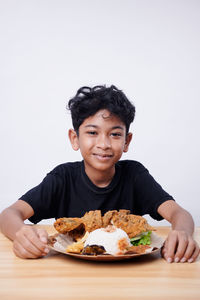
[48,210,164,261]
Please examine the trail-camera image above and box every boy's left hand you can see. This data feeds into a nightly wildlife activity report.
[161,230,200,263]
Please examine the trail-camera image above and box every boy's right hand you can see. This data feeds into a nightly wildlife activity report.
[13,225,49,259]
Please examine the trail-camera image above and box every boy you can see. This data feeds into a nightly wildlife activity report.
[0,85,199,262]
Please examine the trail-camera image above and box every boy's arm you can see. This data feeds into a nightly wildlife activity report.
[158,200,200,263]
[0,200,49,259]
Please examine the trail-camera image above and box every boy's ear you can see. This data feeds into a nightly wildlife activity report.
[123,132,132,153]
[68,129,80,151]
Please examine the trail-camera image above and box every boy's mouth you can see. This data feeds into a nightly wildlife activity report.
[93,153,113,160]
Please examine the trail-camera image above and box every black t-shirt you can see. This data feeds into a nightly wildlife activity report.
[20,160,174,224]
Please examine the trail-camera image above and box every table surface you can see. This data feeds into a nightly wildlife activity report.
[0,225,200,300]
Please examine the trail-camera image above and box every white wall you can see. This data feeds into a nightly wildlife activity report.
[0,0,199,226]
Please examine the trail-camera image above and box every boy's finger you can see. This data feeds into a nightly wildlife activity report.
[179,240,195,262]
[161,248,168,261]
[187,244,200,263]
[37,229,48,244]
[161,241,172,262]
[161,242,167,258]
[37,229,49,254]
[165,234,178,262]
[174,238,188,262]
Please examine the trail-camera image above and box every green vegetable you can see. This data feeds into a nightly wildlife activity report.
[130,231,152,246]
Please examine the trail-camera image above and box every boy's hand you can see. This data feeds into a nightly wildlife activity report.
[161,230,200,263]
[13,225,49,259]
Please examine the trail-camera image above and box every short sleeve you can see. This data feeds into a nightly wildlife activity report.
[134,169,174,220]
[19,171,63,223]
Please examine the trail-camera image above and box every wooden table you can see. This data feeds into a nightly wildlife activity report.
[0,226,200,300]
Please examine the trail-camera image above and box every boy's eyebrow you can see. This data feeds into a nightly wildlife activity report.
[84,125,98,128]
[111,126,124,130]
[84,124,124,130]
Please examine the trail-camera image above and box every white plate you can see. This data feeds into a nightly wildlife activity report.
[48,232,164,262]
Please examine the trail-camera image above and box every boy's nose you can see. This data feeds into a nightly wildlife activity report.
[97,134,111,149]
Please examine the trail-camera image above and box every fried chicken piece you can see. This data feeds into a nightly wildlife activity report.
[54,210,103,238]
[118,209,130,216]
[67,223,86,240]
[54,217,83,234]
[102,210,130,227]
[102,210,118,227]
[112,213,154,238]
[82,210,102,232]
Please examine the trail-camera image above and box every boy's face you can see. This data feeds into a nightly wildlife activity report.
[69,109,132,175]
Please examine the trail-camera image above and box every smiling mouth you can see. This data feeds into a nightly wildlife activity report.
[93,153,113,158]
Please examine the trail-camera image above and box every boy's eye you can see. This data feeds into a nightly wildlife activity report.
[111,132,122,137]
[87,131,97,135]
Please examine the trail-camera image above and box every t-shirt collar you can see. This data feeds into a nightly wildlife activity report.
[80,160,121,194]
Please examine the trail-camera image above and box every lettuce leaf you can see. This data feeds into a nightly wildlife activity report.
[130,231,152,246]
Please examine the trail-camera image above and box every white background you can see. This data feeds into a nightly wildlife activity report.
[0,0,199,226]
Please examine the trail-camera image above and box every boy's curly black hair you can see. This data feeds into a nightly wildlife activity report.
[68,85,136,134]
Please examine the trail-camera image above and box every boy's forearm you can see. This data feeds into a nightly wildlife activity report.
[158,200,195,235]
[170,208,194,235]
[0,208,25,241]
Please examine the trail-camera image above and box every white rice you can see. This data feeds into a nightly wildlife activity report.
[84,226,131,255]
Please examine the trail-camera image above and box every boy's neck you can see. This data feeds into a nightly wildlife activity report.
[84,164,115,188]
